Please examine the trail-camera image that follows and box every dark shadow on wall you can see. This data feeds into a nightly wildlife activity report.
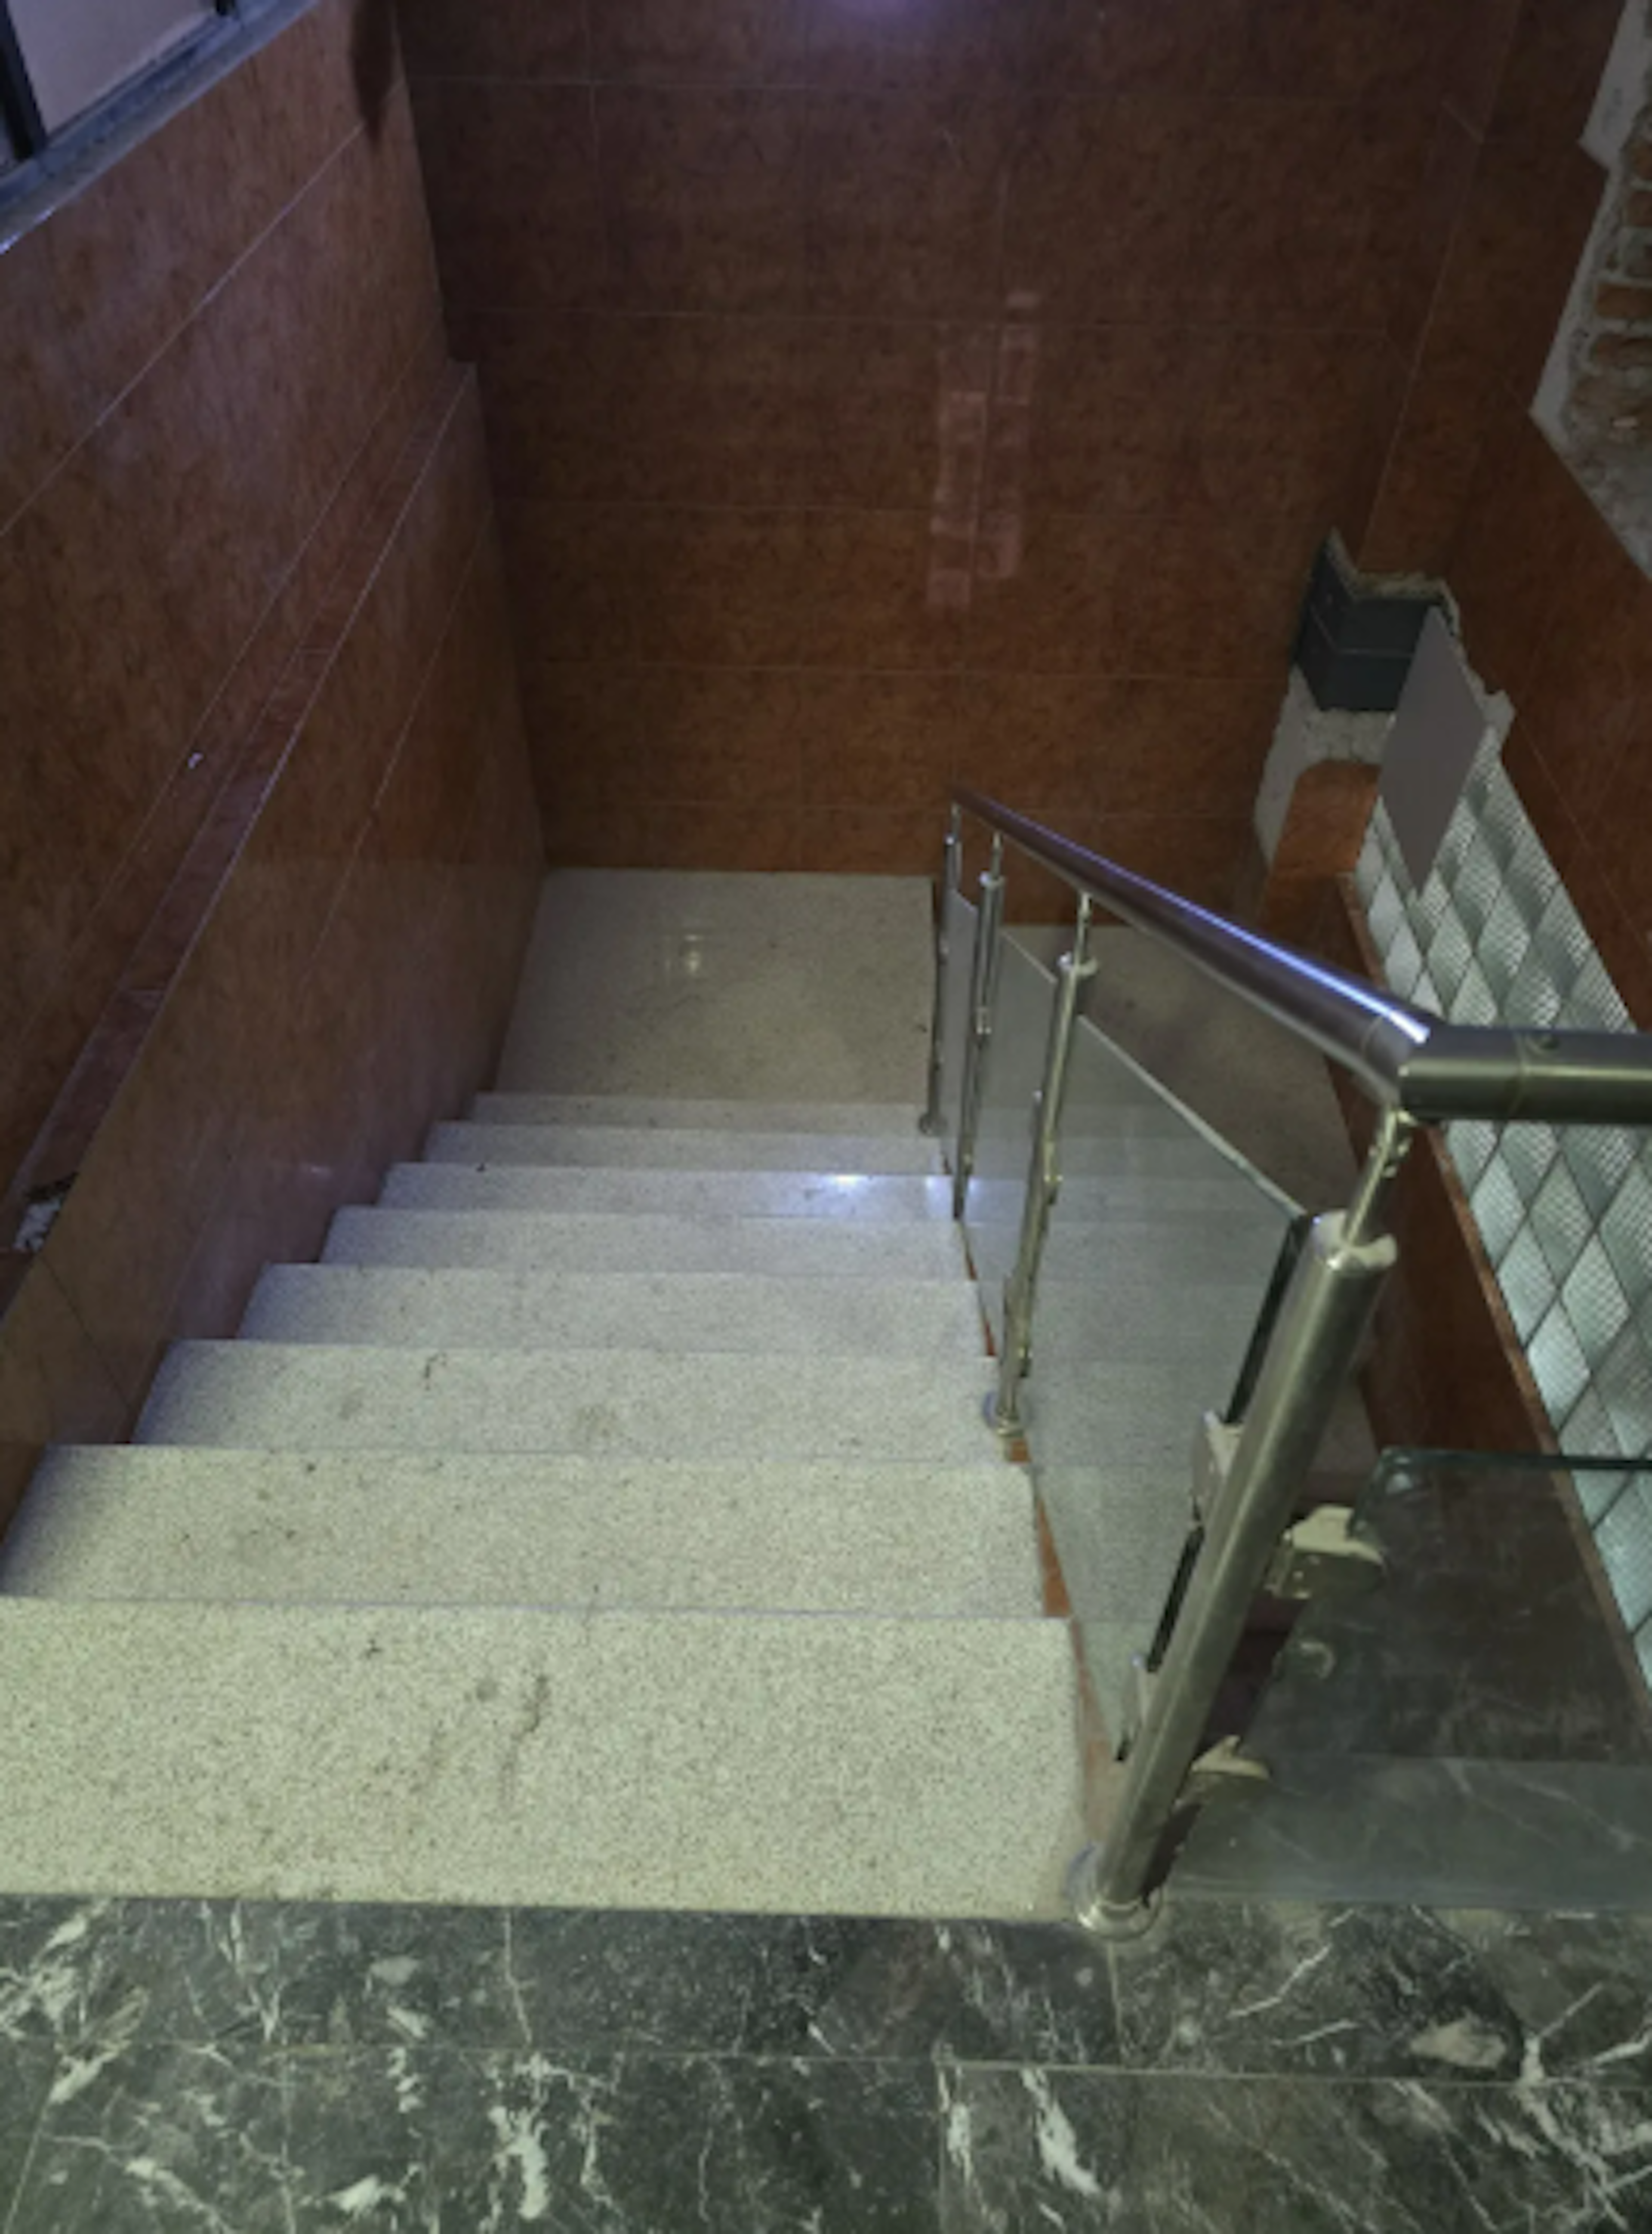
[351,0,396,139]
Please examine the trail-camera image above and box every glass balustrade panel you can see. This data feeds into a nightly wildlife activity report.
[1176,1449,1652,1908]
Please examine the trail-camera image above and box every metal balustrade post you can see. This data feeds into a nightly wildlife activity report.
[989,895,1095,1440]
[951,835,1006,1221]
[1068,1108,1419,1937]
[919,807,963,1138]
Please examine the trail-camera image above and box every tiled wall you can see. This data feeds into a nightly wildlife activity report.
[1351,0,1628,580]
[1428,5,1652,1037]
[0,0,542,1528]
[404,0,1457,905]
[1317,0,1652,1453]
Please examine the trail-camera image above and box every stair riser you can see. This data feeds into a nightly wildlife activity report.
[323,1208,968,1279]
[427,1123,949,1174]
[242,1267,986,1358]
[472,1095,933,1133]
[380,1167,956,1221]
[138,1345,1002,1465]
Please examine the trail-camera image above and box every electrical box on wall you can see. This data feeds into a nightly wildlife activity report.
[1294,540,1442,715]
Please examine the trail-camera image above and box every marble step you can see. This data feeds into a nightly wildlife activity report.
[469,1094,929,1132]
[3,1451,1041,1617]
[377,1164,1255,1225]
[138,1344,1002,1464]
[424,1122,948,1176]
[0,1599,1082,1914]
[494,869,934,1105]
[324,1207,969,1279]
[467,1092,1185,1138]
[379,1165,955,1222]
[240,1267,985,1357]
[430,1124,1225,1185]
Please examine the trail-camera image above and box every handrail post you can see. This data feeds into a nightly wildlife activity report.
[1068,1107,1419,1935]
[919,807,963,1138]
[990,895,1095,1439]
[952,834,1005,1220]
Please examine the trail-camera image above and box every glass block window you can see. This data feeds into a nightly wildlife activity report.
[1355,736,1652,1669]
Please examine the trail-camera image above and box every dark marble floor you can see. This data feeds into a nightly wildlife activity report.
[3,1894,1652,2230]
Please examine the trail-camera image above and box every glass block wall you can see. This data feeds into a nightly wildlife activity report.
[1355,735,1652,1684]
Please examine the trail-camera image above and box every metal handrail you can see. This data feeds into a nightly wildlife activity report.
[953,787,1652,1127]
[930,787,1652,1937]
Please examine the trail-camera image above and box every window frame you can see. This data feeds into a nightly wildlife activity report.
[0,0,247,203]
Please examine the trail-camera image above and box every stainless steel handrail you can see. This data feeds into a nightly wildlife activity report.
[954,786,1652,1126]
[931,787,1652,1937]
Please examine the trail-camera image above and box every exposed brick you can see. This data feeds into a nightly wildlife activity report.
[1590,331,1652,373]
[1596,279,1652,323]
[1569,370,1652,427]
[1572,370,1623,417]
[1612,233,1652,281]
[1635,139,1652,181]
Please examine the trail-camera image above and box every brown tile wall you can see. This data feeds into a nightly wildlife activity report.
[404,0,1458,916]
[1351,0,1626,581]
[1288,3,1652,1454]
[0,0,542,1529]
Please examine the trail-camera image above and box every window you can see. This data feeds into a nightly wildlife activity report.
[0,0,245,178]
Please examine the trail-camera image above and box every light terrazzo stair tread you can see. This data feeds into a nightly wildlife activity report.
[422,1122,948,1176]
[0,1600,1083,1915]
[468,1094,931,1134]
[137,1344,1003,1463]
[377,1164,1270,1224]
[466,1093,1190,1140]
[377,1165,957,1222]
[240,1266,986,1357]
[496,871,934,1102]
[323,1207,971,1279]
[4,1451,1042,1617]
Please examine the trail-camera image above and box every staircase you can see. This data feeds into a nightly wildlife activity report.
[0,873,1096,1918]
